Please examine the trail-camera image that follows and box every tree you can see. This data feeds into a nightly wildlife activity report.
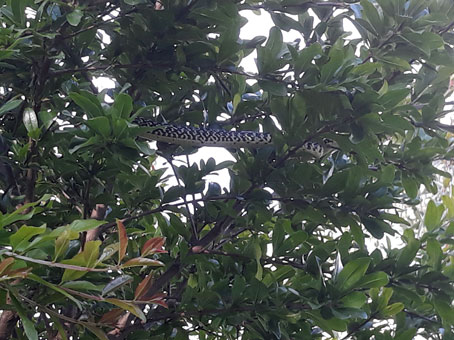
[1,0,454,339]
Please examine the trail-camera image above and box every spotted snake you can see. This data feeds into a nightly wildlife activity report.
[133,117,336,157]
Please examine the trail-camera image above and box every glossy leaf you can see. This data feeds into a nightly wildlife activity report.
[141,237,166,257]
[336,258,371,291]
[102,275,133,296]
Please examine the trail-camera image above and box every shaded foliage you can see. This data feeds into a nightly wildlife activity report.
[1,0,454,339]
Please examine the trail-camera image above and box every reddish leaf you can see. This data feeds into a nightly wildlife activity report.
[141,237,167,257]
[117,219,127,263]
[145,293,168,308]
[134,274,154,300]
[4,267,32,279]
[0,257,14,275]
[99,308,124,325]
[149,298,168,308]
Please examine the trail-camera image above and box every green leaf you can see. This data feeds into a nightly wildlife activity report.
[256,26,283,74]
[265,26,283,59]
[169,214,191,240]
[271,13,303,32]
[258,79,287,96]
[112,93,133,119]
[0,98,23,116]
[70,91,104,117]
[402,175,419,199]
[426,238,442,270]
[376,0,395,17]
[272,219,286,256]
[69,136,102,154]
[361,0,383,35]
[252,240,263,280]
[10,225,46,252]
[336,258,371,291]
[356,271,389,288]
[10,294,38,340]
[61,241,101,282]
[61,280,103,292]
[304,311,347,333]
[28,273,82,309]
[67,9,83,26]
[11,0,25,24]
[262,265,294,287]
[396,231,420,269]
[378,56,411,71]
[292,42,322,76]
[382,302,404,317]
[232,275,246,303]
[379,213,409,226]
[433,298,454,326]
[395,329,418,340]
[54,229,79,261]
[379,89,410,109]
[442,195,454,219]
[362,217,385,239]
[340,292,367,308]
[424,200,444,231]
[85,116,111,138]
[320,46,344,84]
[23,107,39,133]
[162,186,185,204]
[122,257,164,267]
[0,194,52,228]
[377,287,393,312]
[68,219,106,233]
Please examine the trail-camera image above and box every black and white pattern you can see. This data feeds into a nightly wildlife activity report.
[133,117,336,157]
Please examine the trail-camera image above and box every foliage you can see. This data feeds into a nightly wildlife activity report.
[1,0,454,339]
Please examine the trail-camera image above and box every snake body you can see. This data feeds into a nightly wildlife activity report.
[133,117,336,157]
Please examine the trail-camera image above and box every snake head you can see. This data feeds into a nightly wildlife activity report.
[322,138,340,150]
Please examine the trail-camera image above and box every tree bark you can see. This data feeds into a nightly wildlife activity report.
[0,310,18,340]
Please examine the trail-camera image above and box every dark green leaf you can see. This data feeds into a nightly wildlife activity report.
[0,98,23,116]
[10,294,38,340]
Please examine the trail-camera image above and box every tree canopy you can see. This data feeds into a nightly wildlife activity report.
[1,0,454,339]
